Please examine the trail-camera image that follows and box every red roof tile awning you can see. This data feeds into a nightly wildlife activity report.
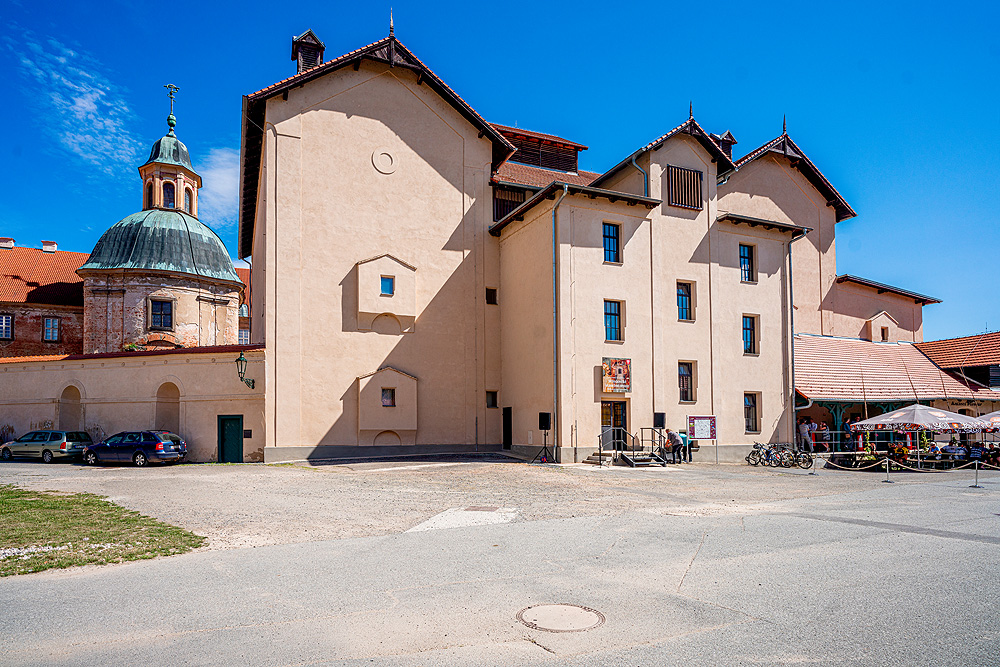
[794,334,1000,403]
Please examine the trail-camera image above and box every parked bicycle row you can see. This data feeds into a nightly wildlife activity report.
[746,442,813,469]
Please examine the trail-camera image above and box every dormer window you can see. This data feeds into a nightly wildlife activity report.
[163,182,175,209]
[184,188,193,214]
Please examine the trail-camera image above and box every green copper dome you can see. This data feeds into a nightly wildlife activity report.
[79,209,240,283]
[141,128,197,174]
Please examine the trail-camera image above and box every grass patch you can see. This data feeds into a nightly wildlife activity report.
[0,484,205,577]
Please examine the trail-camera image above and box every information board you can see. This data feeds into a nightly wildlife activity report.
[602,358,631,393]
[687,415,717,441]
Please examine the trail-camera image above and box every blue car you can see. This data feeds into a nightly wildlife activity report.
[82,431,188,467]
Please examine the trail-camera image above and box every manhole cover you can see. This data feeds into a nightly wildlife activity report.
[517,604,605,633]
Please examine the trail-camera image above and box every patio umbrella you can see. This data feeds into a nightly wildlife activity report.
[980,410,1000,427]
[852,404,993,433]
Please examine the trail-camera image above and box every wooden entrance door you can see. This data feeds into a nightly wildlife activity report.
[217,415,244,463]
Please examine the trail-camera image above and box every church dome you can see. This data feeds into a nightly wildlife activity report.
[78,209,240,284]
[141,115,197,173]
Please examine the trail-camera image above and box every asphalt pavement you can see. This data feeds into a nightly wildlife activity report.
[1,459,998,665]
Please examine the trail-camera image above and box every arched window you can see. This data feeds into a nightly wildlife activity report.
[163,182,175,209]
[184,188,193,214]
[145,182,153,209]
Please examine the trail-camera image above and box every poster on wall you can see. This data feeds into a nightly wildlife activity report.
[602,358,631,393]
[687,415,717,440]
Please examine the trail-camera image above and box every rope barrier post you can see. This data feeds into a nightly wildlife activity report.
[882,456,893,484]
[970,459,982,489]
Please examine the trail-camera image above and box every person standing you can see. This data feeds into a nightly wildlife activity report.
[666,429,685,463]
[798,418,812,453]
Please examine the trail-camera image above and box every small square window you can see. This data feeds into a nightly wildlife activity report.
[381,388,396,407]
[43,317,59,342]
[486,287,498,305]
[0,314,13,340]
[486,391,498,409]
[150,300,173,329]
[380,276,395,296]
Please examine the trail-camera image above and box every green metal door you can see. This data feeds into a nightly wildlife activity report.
[217,415,243,463]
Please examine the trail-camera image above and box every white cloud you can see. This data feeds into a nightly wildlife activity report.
[197,147,240,229]
[5,28,141,178]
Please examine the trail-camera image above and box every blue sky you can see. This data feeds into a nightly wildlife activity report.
[1,0,996,341]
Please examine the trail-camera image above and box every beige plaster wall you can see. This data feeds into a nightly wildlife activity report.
[254,60,499,448]
[0,348,265,462]
[357,255,416,332]
[718,155,838,337]
[497,205,555,449]
[829,282,924,342]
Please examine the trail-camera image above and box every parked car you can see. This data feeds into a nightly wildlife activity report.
[0,430,94,463]
[82,431,188,467]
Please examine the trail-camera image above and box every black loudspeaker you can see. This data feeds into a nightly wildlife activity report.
[538,412,552,431]
[653,412,666,429]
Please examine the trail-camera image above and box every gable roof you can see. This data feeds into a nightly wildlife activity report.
[794,334,1000,403]
[735,133,856,222]
[835,274,941,305]
[239,34,516,258]
[916,331,1000,369]
[490,123,588,151]
[357,365,418,381]
[489,182,660,237]
[0,247,87,307]
[357,253,416,271]
[494,162,599,189]
[590,117,737,189]
[866,310,899,325]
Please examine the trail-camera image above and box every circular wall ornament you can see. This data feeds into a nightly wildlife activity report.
[372,149,397,174]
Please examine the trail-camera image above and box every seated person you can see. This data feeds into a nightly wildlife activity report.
[927,443,942,460]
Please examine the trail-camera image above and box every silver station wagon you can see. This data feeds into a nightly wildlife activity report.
[0,430,94,463]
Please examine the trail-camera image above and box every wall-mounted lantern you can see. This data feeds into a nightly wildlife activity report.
[235,352,254,389]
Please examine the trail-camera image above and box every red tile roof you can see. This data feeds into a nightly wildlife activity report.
[0,247,88,307]
[495,162,599,189]
[735,133,856,222]
[490,124,588,151]
[794,334,1000,402]
[0,344,265,365]
[915,331,1000,369]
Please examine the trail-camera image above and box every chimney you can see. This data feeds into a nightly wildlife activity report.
[0,237,14,250]
[291,30,325,75]
[42,240,57,253]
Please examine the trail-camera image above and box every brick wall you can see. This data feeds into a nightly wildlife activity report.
[0,303,84,357]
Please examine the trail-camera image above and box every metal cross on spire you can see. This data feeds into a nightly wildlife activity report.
[164,84,180,135]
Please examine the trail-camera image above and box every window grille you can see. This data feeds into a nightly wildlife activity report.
[743,316,757,354]
[667,165,703,210]
[744,393,759,432]
[678,362,693,402]
[603,223,621,263]
[739,244,756,282]
[43,318,59,342]
[151,300,172,329]
[604,300,622,341]
[677,282,692,320]
[493,186,526,221]
[508,136,578,172]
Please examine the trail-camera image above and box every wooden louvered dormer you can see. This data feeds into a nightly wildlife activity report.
[291,30,326,74]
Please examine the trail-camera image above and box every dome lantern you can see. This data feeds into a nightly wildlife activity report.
[139,85,201,215]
